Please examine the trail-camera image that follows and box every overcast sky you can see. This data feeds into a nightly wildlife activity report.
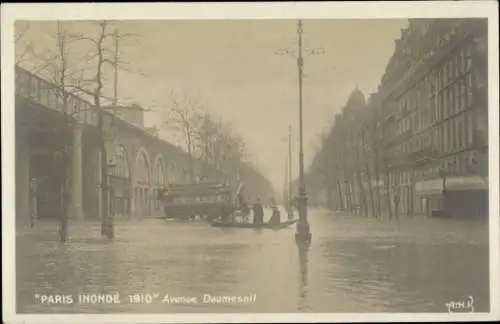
[16,19,408,191]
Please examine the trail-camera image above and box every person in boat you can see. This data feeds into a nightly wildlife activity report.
[252,198,264,226]
[268,204,281,226]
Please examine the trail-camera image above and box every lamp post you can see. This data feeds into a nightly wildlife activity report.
[295,20,311,244]
[281,126,294,219]
[275,20,323,244]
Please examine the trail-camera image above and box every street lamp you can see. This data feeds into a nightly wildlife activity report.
[295,20,311,244]
[281,126,295,219]
[288,125,293,219]
[276,20,324,244]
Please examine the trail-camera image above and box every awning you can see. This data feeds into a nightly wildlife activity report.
[415,176,488,196]
[415,189,444,197]
[415,178,442,196]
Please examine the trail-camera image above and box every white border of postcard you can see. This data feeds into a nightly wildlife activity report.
[2,1,499,323]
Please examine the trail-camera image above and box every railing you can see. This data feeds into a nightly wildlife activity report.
[15,65,97,126]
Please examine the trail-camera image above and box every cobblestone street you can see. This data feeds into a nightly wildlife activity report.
[16,208,490,313]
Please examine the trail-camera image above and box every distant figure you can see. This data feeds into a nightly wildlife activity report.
[268,205,281,226]
[252,198,264,226]
[393,195,400,219]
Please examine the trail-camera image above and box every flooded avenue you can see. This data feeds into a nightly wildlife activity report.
[16,209,489,313]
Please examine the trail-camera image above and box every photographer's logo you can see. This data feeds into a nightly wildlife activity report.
[445,296,474,313]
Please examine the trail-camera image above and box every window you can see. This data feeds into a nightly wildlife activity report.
[466,46,472,70]
[467,111,474,145]
[437,70,442,91]
[448,61,453,81]
[443,91,448,119]
[456,117,462,150]
[439,126,444,151]
[466,72,473,88]
[460,48,466,73]
[455,55,460,77]
[462,115,468,149]
[451,59,456,79]
[453,87,458,114]
[432,127,437,148]
[449,90,453,117]
[450,120,455,151]
[444,63,449,85]
[439,93,444,120]
[113,146,130,179]
[456,81,462,111]
[461,80,467,109]
[443,61,450,83]
[444,122,448,153]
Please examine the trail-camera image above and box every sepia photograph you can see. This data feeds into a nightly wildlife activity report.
[2,2,499,323]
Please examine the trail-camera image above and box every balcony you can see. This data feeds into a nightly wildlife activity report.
[410,146,440,165]
[383,128,412,149]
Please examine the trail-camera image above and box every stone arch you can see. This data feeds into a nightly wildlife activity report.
[133,148,152,217]
[153,154,167,187]
[152,154,167,214]
[167,160,179,184]
[109,144,132,218]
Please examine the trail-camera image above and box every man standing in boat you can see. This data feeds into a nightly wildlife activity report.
[268,200,281,226]
[252,198,264,226]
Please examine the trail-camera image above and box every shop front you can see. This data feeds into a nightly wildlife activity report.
[415,176,488,218]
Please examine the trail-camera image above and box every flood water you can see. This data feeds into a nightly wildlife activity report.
[16,209,490,313]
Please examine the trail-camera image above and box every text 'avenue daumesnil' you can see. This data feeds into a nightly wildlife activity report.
[33,293,258,305]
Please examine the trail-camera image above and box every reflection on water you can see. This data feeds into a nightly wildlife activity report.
[16,209,490,313]
[297,241,310,312]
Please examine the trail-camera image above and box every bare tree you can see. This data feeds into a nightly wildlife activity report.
[67,20,145,238]
[199,114,247,180]
[195,111,220,165]
[17,21,78,241]
[371,108,383,219]
[164,90,205,183]
[350,126,368,217]
[360,126,376,218]
[15,21,34,64]
[53,21,73,242]
[211,120,247,176]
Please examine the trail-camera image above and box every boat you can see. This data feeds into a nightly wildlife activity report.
[209,219,297,229]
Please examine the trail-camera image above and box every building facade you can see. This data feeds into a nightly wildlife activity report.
[377,18,488,218]
[306,18,488,219]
